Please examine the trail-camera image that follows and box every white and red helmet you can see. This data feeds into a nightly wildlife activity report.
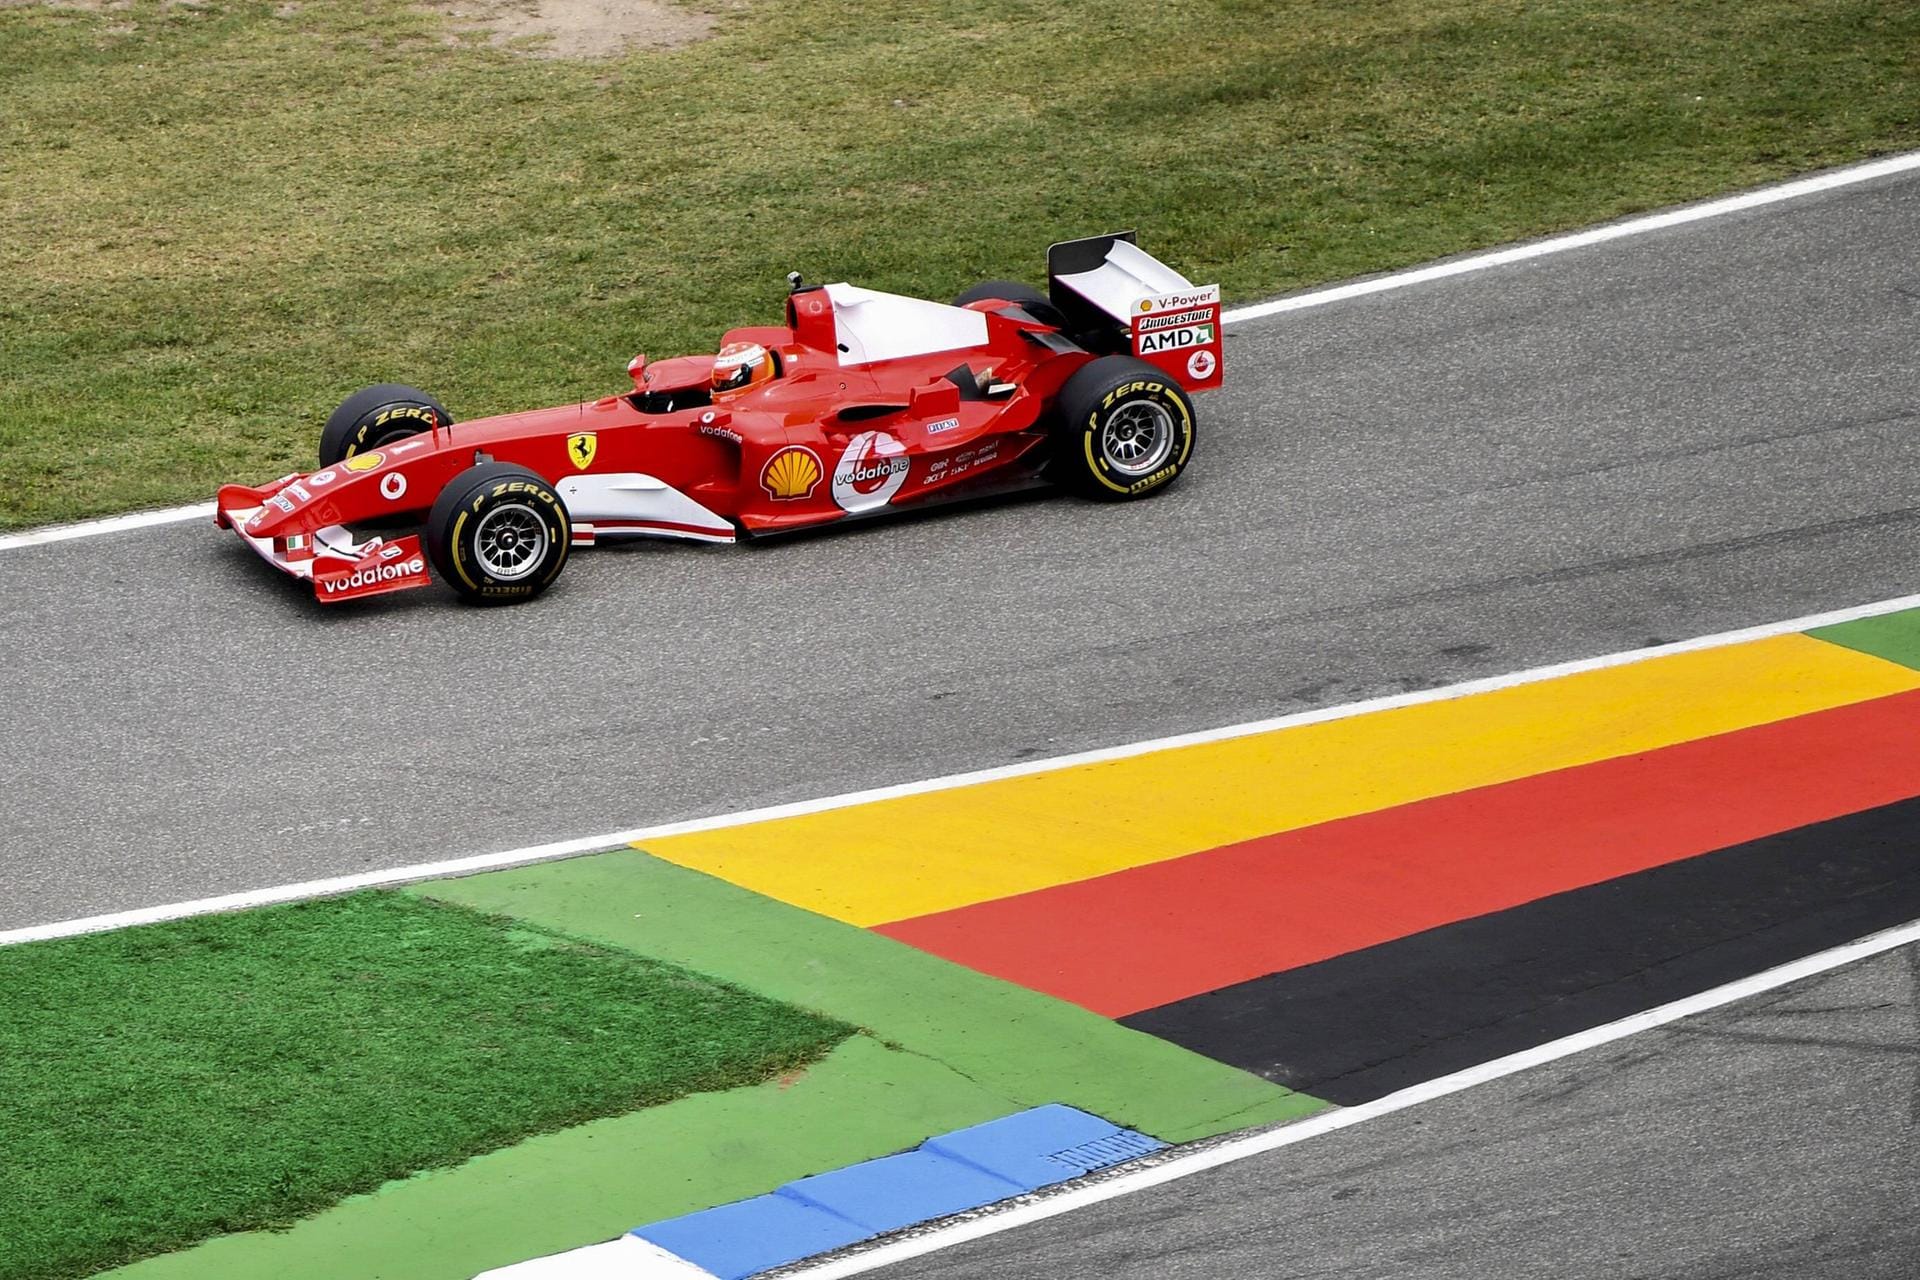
[711,341,777,397]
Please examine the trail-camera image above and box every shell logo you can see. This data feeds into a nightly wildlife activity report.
[1139,299,1153,313]
[344,451,385,472]
[760,446,823,501]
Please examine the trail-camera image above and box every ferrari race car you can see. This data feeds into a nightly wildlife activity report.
[215,232,1223,604]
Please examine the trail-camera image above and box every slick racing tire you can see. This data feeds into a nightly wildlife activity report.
[426,463,571,605]
[319,383,453,467]
[1052,355,1196,500]
[952,279,1070,331]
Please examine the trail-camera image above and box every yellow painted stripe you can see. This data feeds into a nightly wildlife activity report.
[640,634,1920,926]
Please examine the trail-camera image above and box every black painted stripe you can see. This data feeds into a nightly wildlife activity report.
[1119,795,1920,1105]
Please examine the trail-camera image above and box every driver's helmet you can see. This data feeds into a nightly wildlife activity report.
[711,341,777,397]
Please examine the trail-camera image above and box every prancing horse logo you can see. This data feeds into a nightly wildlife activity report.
[566,432,597,470]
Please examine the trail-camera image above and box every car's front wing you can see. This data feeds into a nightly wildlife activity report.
[216,477,431,604]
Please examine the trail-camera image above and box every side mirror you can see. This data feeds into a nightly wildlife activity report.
[627,352,648,391]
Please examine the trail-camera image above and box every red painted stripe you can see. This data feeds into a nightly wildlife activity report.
[876,688,1920,1017]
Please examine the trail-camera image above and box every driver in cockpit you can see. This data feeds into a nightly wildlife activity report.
[711,341,779,399]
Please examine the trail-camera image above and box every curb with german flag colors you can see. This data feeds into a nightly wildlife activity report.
[635,607,1920,1100]
[444,603,1920,1279]
[92,603,1920,1280]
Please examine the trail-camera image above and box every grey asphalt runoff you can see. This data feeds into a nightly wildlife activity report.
[3,164,1919,931]
[873,942,1920,1280]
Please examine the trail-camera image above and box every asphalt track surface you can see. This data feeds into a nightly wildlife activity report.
[7,164,1920,929]
[876,941,1920,1280]
[5,164,1920,1277]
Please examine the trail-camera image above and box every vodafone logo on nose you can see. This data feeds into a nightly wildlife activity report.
[316,557,426,597]
[831,431,909,513]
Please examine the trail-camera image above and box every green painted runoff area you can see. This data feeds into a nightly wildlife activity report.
[106,1036,1008,1280]
[1807,607,1920,672]
[105,852,1317,1280]
[420,850,1321,1143]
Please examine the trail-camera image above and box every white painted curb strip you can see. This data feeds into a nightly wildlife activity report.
[5,587,1917,948]
[475,1234,715,1280]
[3,149,1916,555]
[785,914,1920,1279]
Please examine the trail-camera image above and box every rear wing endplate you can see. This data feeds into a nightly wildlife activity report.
[1047,232,1223,391]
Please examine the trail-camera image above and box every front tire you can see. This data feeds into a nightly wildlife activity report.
[1051,355,1196,500]
[319,383,452,467]
[426,463,571,605]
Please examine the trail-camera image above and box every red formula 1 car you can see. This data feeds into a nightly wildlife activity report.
[215,233,1223,604]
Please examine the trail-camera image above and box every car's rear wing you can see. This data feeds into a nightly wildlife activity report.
[1047,232,1222,392]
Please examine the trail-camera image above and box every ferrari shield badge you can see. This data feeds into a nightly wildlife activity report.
[566,432,597,470]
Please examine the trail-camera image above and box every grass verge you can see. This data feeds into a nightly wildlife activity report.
[0,891,853,1280]
[1,0,1917,527]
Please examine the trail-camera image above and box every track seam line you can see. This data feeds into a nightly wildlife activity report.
[4,149,1917,553]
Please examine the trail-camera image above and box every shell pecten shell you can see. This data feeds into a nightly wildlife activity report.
[760,446,823,500]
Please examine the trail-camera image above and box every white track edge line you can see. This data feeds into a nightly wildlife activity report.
[783,914,1920,1279]
[4,149,1917,554]
[0,501,216,551]
[6,586,1918,948]
[1219,149,1920,324]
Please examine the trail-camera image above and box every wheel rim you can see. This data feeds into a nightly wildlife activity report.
[1099,399,1175,476]
[473,503,548,581]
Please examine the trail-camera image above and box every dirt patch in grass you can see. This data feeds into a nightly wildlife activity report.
[0,0,1916,527]
[425,0,719,57]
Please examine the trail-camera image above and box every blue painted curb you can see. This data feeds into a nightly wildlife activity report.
[630,1105,1165,1279]
[783,1149,1024,1234]
[635,1194,867,1280]
[924,1102,1162,1188]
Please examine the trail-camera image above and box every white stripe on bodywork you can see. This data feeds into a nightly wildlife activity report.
[553,473,734,541]
[826,283,990,367]
[574,521,737,545]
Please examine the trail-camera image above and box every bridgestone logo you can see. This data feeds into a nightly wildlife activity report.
[319,557,425,595]
[836,458,909,485]
[1138,308,1213,333]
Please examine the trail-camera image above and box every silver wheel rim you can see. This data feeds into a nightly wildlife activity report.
[1100,400,1175,476]
[474,503,548,581]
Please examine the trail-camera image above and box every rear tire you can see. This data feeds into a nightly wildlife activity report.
[319,383,452,467]
[1051,355,1196,500]
[953,279,1070,331]
[426,463,571,605]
